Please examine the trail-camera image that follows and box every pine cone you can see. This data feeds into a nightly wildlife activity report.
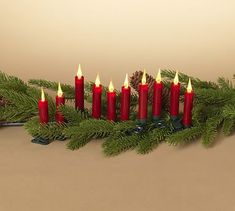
[0,96,7,106]
[130,71,170,110]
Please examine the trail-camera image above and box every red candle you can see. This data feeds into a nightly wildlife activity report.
[120,74,131,121]
[152,69,163,119]
[38,88,49,124]
[75,64,84,110]
[55,83,65,123]
[92,74,102,119]
[138,70,148,122]
[107,81,116,121]
[182,79,194,126]
[170,71,180,117]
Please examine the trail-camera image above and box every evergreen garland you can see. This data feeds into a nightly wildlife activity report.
[0,69,235,156]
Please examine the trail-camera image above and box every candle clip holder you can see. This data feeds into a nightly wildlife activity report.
[57,137,67,141]
[133,119,146,134]
[31,137,50,145]
[152,116,167,128]
[171,116,183,131]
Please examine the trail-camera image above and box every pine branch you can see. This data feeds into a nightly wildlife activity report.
[222,118,235,136]
[222,104,235,119]
[201,115,224,147]
[24,117,67,140]
[103,134,141,156]
[195,88,233,105]
[59,105,90,125]
[136,127,172,154]
[166,125,204,146]
[28,79,75,99]
[217,77,234,90]
[0,71,28,93]
[161,69,218,89]
[66,119,115,150]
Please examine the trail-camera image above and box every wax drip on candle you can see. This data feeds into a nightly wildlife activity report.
[156,69,162,83]
[41,88,45,101]
[95,74,101,87]
[109,80,114,92]
[187,78,192,93]
[173,71,179,85]
[77,64,82,79]
[57,82,63,97]
[124,74,129,88]
[141,69,147,84]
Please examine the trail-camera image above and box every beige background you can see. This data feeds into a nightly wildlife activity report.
[1,0,235,211]
[0,0,235,84]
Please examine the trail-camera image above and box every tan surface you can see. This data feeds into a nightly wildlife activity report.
[0,127,234,211]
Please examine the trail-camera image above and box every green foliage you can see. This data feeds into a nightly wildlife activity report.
[202,115,224,147]
[166,125,204,146]
[0,71,28,93]
[136,127,172,154]
[222,118,235,136]
[24,117,67,140]
[222,104,235,119]
[59,105,90,125]
[66,119,114,150]
[217,77,234,90]
[28,79,75,99]
[103,134,141,156]
[161,69,218,89]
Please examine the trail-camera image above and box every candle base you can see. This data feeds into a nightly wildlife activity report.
[183,124,192,129]
[152,116,167,128]
[171,116,183,131]
[31,137,50,145]
[133,125,145,134]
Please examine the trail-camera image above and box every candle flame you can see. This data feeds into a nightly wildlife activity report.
[173,71,179,85]
[156,69,161,83]
[141,69,147,84]
[77,64,83,79]
[109,80,114,92]
[187,78,193,93]
[95,74,100,87]
[124,73,129,88]
[57,82,63,97]
[41,88,45,101]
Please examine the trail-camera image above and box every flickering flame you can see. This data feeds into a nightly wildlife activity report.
[95,74,100,87]
[41,88,45,101]
[109,80,114,92]
[124,73,129,88]
[57,82,63,97]
[173,71,179,85]
[77,64,82,79]
[141,69,147,85]
[187,78,192,93]
[156,69,162,83]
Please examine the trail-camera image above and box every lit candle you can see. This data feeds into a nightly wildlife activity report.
[138,69,148,122]
[75,64,84,110]
[55,82,65,123]
[92,74,102,119]
[182,79,194,127]
[120,74,131,121]
[107,81,116,121]
[170,71,180,117]
[152,69,163,120]
[38,88,49,123]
